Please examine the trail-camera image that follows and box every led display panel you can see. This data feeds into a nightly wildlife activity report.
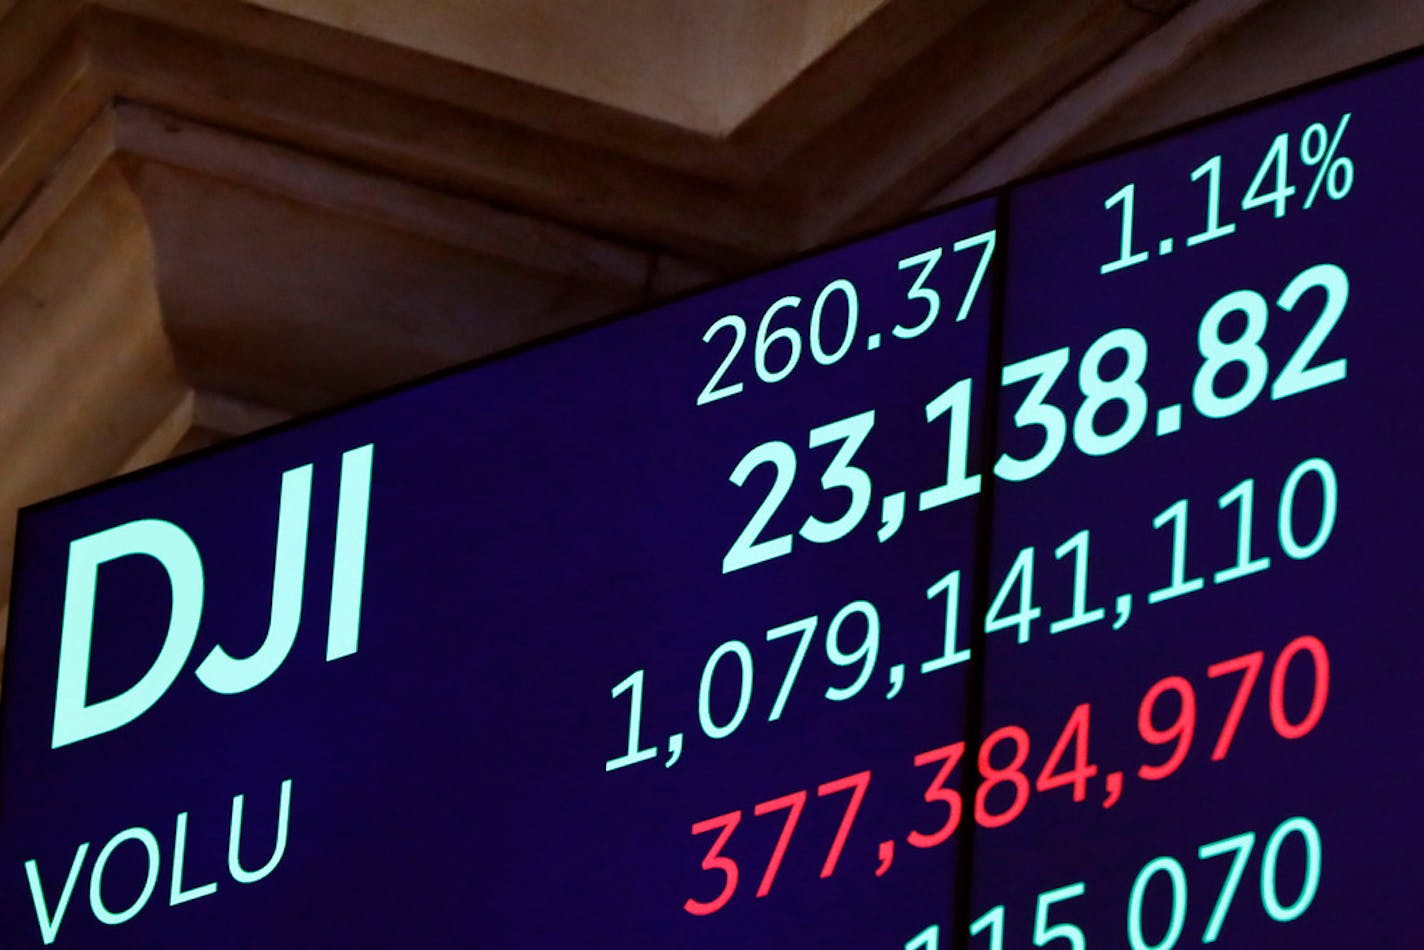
[2,47,1422,949]
[966,53,1424,949]
[0,200,997,945]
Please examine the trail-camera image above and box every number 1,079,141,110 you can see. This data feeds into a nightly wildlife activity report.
[608,455,1335,776]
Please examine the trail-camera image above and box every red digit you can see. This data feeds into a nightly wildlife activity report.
[1035,703,1098,802]
[1207,650,1263,760]
[1270,635,1329,739]
[753,790,807,897]
[816,770,871,878]
[975,725,1031,828]
[683,811,741,916]
[1137,675,1196,781]
[907,742,965,849]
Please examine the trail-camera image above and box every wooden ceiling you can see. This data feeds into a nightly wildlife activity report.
[1,0,1421,630]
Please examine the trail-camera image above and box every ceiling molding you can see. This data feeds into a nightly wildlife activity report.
[932,0,1275,205]
[0,0,1212,264]
[114,103,664,291]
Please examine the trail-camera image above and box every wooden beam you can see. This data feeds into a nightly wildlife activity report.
[779,0,1157,247]
[0,163,186,606]
[126,160,651,412]
[88,9,787,264]
[728,0,987,169]
[99,0,752,181]
[115,104,663,292]
[193,391,291,438]
[0,21,110,237]
[0,0,82,112]
[0,106,114,287]
[118,387,195,474]
[930,0,1275,205]
[1057,0,1424,164]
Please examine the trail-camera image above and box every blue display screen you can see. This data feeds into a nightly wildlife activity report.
[972,52,1424,949]
[3,48,1421,948]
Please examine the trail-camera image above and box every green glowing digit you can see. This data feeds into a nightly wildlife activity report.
[696,314,748,406]
[951,229,997,323]
[906,923,941,950]
[754,295,802,383]
[1214,479,1271,584]
[996,348,1070,483]
[1193,290,1269,419]
[1033,882,1087,949]
[1241,133,1296,218]
[920,378,981,510]
[1187,154,1237,246]
[1073,328,1148,457]
[1049,529,1106,633]
[699,641,754,739]
[922,568,969,673]
[894,249,943,338]
[1271,264,1348,400]
[1260,817,1321,922]
[765,617,817,722]
[970,906,1004,949]
[1148,499,1204,604]
[1197,830,1255,943]
[986,546,1039,644]
[809,279,858,365]
[800,410,875,545]
[1277,458,1337,560]
[1128,856,1187,950]
[605,670,657,772]
[1101,183,1149,274]
[723,440,797,573]
[823,601,879,702]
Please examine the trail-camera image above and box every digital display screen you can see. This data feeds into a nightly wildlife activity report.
[3,49,1422,948]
